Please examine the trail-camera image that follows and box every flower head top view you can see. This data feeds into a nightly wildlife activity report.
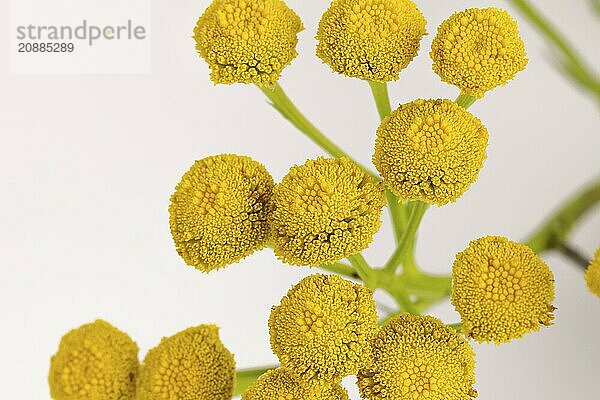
[48,1,600,400]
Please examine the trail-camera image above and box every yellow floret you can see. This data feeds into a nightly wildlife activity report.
[373,99,488,206]
[48,320,139,400]
[452,236,555,343]
[357,314,477,400]
[194,0,304,85]
[169,154,274,272]
[137,325,235,400]
[316,0,426,82]
[585,246,600,298]
[242,368,349,400]
[431,8,528,98]
[270,157,385,266]
[269,274,378,388]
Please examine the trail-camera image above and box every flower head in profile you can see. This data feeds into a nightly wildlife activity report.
[270,157,385,266]
[48,320,139,400]
[242,368,349,400]
[373,99,488,206]
[269,274,378,387]
[316,0,426,82]
[357,314,477,400]
[169,154,274,272]
[585,246,600,298]
[452,236,555,343]
[137,325,235,400]
[431,8,528,98]
[194,0,304,85]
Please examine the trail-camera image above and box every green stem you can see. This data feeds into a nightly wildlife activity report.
[234,367,274,396]
[448,323,462,333]
[258,83,378,178]
[347,254,377,289]
[455,92,477,109]
[507,0,600,105]
[525,176,600,253]
[319,262,359,279]
[557,243,591,270]
[368,80,393,120]
[384,201,429,273]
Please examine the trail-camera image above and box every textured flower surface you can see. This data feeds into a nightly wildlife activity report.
[585,246,600,298]
[137,325,235,400]
[431,8,528,98]
[270,157,385,266]
[194,0,303,85]
[242,368,349,400]
[316,0,426,82]
[269,274,378,387]
[357,314,477,400]
[452,236,555,343]
[48,320,139,400]
[169,154,274,272]
[373,99,488,206]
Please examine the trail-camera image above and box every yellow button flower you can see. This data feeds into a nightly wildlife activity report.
[585,246,600,298]
[194,0,304,85]
[373,99,488,206]
[270,157,385,266]
[431,8,528,98]
[169,154,274,272]
[269,274,378,387]
[357,314,477,400]
[452,236,556,343]
[48,320,139,400]
[137,325,235,400]
[242,368,349,400]
[316,0,426,82]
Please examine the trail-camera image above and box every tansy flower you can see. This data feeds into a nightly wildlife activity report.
[169,154,274,272]
[269,274,378,387]
[137,325,235,400]
[452,236,555,343]
[585,246,600,298]
[431,8,528,98]
[373,99,488,206]
[357,314,477,400]
[242,368,349,400]
[270,157,385,266]
[48,320,139,400]
[316,0,426,82]
[194,0,304,85]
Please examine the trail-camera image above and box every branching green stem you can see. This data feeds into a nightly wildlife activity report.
[319,262,359,279]
[384,201,429,273]
[234,367,275,396]
[258,83,378,178]
[347,253,377,289]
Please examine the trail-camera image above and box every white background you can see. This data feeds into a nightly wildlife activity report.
[1,0,599,399]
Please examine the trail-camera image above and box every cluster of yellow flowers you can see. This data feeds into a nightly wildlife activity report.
[49,321,236,400]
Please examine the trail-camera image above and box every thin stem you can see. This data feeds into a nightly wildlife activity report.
[384,201,429,273]
[347,253,377,289]
[234,367,275,396]
[258,83,379,178]
[557,243,591,270]
[368,80,393,120]
[455,92,477,109]
[525,176,600,253]
[319,262,359,279]
[448,323,463,333]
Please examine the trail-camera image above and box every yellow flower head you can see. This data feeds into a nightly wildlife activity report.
[137,325,235,400]
[269,274,378,387]
[357,314,477,400]
[452,236,556,343]
[169,154,274,272]
[316,0,426,82]
[373,99,488,206]
[194,0,304,85]
[270,157,385,266]
[48,320,139,400]
[431,8,528,98]
[585,246,600,298]
[242,368,349,400]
